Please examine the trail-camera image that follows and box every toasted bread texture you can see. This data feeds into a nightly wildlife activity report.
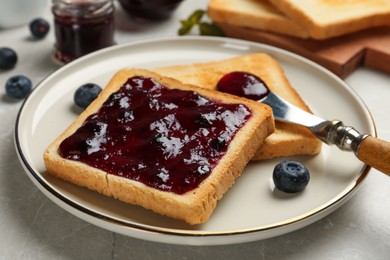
[268,0,390,39]
[154,53,322,160]
[43,68,274,224]
[207,0,309,38]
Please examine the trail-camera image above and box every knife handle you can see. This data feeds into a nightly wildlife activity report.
[357,136,390,176]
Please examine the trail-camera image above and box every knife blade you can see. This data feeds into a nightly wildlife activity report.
[260,91,390,176]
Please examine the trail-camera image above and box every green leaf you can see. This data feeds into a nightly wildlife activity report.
[178,25,192,36]
[180,19,193,27]
[178,19,195,36]
[188,10,205,25]
[199,22,225,37]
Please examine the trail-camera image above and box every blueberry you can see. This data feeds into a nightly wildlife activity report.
[273,160,310,193]
[0,47,17,70]
[74,83,102,109]
[29,18,50,39]
[5,75,32,99]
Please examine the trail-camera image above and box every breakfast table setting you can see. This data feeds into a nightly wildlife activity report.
[1,0,390,259]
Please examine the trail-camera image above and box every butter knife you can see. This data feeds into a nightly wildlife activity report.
[261,91,390,176]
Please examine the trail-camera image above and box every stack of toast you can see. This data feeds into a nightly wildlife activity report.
[208,0,390,40]
[207,0,390,78]
[44,53,322,224]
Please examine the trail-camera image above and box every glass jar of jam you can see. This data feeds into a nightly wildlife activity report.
[52,0,115,63]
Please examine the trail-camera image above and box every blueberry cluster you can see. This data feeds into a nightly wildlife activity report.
[1,18,50,99]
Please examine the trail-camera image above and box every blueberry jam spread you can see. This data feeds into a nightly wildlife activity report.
[59,76,252,194]
[217,71,270,101]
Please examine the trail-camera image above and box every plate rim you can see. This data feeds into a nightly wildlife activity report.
[14,36,374,245]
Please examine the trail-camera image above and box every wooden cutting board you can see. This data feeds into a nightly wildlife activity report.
[217,23,390,79]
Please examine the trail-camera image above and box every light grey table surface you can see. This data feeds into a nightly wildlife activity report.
[1,1,390,259]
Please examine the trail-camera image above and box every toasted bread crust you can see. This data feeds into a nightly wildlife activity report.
[154,53,322,160]
[44,68,274,224]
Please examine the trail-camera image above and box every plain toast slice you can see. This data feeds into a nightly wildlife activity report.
[268,0,390,39]
[154,53,322,160]
[43,68,274,224]
[208,0,309,38]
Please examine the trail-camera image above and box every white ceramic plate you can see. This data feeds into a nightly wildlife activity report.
[15,37,374,246]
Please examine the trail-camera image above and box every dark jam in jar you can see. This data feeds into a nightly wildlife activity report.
[52,0,115,63]
[118,0,184,21]
[59,76,252,194]
[217,71,270,101]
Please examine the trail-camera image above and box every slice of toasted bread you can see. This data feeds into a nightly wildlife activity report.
[207,0,310,38]
[154,53,322,160]
[268,0,390,39]
[43,68,274,224]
